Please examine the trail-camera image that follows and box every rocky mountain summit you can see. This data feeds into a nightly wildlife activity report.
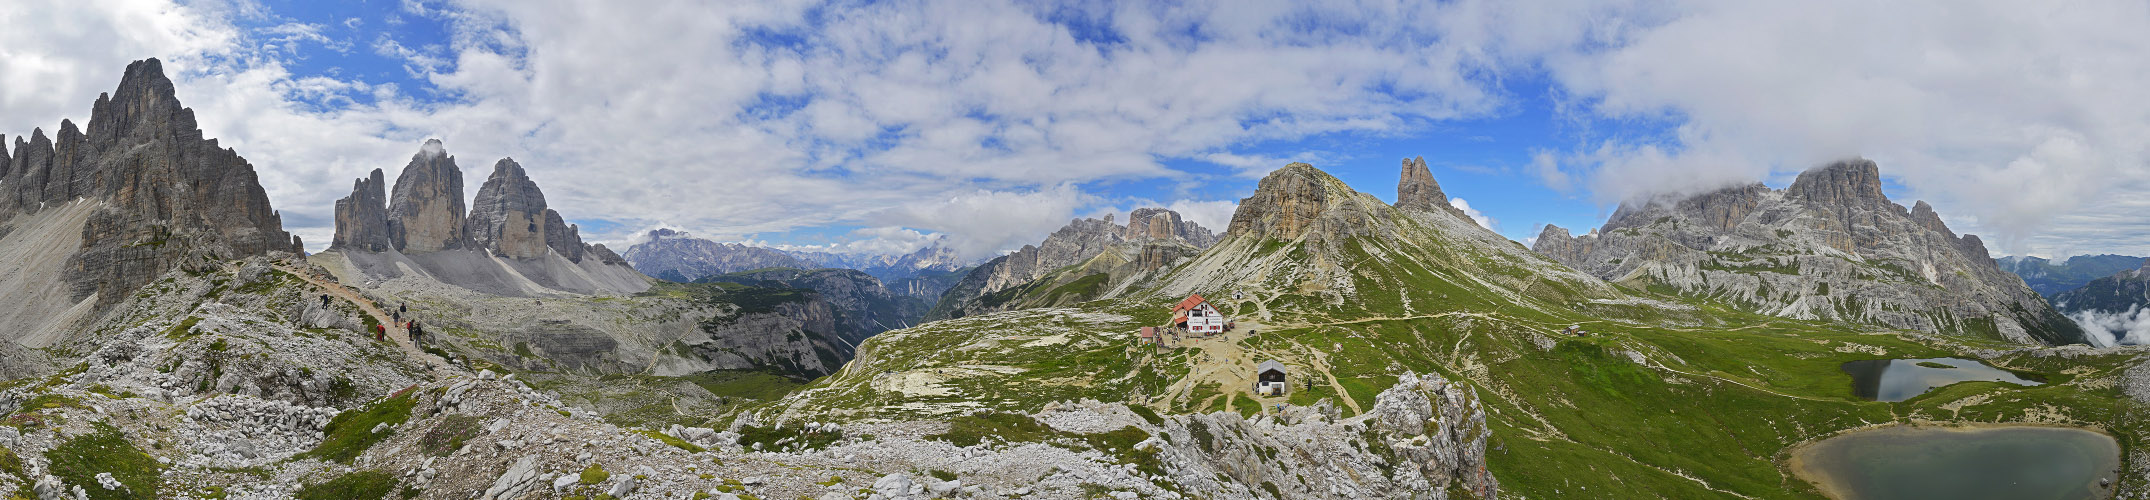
[1533,159,2084,345]
[1395,156,1471,221]
[927,208,1219,320]
[325,139,640,297]
[0,58,298,350]
[1151,161,1615,320]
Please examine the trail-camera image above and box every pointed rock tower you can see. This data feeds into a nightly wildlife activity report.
[387,139,470,254]
[331,169,393,252]
[1395,156,1472,220]
[466,157,595,262]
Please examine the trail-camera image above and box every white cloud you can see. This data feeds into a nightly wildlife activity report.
[1164,199,1239,234]
[2070,306,2150,347]
[16,0,2150,262]
[1508,0,2150,257]
[869,184,1095,261]
[1448,197,1494,230]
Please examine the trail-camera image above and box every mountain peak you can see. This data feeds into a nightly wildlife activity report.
[1395,156,1447,211]
[1225,162,1369,241]
[387,139,470,253]
[467,156,558,260]
[1788,157,1886,207]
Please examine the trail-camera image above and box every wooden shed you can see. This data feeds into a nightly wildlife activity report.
[1256,360,1288,396]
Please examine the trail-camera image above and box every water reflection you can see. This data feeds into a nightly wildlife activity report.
[1841,357,2041,402]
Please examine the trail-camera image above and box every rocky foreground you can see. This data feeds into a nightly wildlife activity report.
[0,254,1497,499]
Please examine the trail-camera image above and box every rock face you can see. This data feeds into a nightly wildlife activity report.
[386,139,469,254]
[0,58,297,312]
[1395,156,1471,221]
[330,169,393,252]
[1533,159,2085,345]
[466,158,588,261]
[927,208,1218,320]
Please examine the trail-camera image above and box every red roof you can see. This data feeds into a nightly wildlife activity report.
[1139,327,1157,338]
[1171,294,1208,313]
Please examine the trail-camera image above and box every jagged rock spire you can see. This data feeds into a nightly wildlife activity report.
[1395,155,1473,221]
[0,57,297,308]
[332,169,393,252]
[387,139,470,253]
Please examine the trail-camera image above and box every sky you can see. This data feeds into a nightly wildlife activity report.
[5,0,2150,263]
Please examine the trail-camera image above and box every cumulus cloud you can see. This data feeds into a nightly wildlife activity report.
[1164,199,1240,234]
[2070,306,2150,347]
[4,0,1535,256]
[1515,0,2150,257]
[1448,197,1495,230]
[13,0,2150,261]
[869,185,1095,261]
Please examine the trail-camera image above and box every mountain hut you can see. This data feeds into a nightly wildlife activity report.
[1257,360,1288,396]
[1172,294,1229,335]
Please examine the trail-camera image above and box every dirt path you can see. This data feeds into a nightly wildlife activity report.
[276,262,458,379]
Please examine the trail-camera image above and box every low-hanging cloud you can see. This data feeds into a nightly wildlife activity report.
[2070,306,2150,347]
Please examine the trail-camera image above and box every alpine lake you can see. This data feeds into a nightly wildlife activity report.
[1784,358,2118,499]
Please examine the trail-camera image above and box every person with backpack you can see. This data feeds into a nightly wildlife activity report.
[409,321,424,345]
[374,323,385,341]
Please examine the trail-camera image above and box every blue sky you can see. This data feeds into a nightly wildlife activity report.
[6,0,2150,261]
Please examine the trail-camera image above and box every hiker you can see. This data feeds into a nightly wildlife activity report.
[320,294,331,308]
[399,303,407,315]
[409,321,424,345]
[392,309,400,323]
[374,323,385,341]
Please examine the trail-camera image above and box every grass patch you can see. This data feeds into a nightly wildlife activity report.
[417,414,483,456]
[45,422,161,500]
[580,464,610,484]
[294,469,399,500]
[296,390,417,463]
[927,412,1055,447]
[736,424,842,452]
[636,429,706,453]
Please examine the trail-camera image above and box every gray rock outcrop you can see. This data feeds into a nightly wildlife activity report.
[331,169,393,252]
[1533,159,2085,345]
[1395,155,1471,221]
[467,158,573,261]
[387,139,469,254]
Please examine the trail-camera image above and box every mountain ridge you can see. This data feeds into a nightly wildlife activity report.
[1533,158,2085,345]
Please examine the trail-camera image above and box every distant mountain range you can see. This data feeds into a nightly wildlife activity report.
[1996,254,2147,298]
[623,229,976,299]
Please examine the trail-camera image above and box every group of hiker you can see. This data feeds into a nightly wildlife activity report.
[322,292,427,346]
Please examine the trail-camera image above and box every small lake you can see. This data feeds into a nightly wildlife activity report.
[1840,357,2042,402]
[1791,425,2119,500]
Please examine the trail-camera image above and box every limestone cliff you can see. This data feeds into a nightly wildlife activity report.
[330,169,393,252]
[1532,159,2085,345]
[1395,155,1471,221]
[0,58,296,339]
[386,139,469,254]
